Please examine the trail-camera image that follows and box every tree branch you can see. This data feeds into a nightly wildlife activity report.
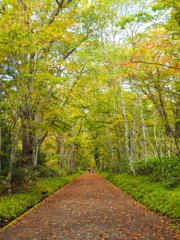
[63,47,76,60]
[48,0,73,25]
[161,140,180,158]
[119,60,180,71]
[63,35,90,60]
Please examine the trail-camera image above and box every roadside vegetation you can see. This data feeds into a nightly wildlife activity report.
[0,167,81,227]
[98,156,180,223]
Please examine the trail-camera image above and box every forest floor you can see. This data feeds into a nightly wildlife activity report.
[0,172,180,240]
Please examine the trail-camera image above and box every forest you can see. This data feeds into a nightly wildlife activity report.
[0,0,180,225]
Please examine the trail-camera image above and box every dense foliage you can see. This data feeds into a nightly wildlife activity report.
[0,0,179,202]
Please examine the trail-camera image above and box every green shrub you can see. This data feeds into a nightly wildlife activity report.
[37,150,48,166]
[133,156,180,188]
[36,165,60,178]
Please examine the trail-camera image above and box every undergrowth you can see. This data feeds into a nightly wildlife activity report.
[0,172,81,227]
[133,156,180,189]
[99,172,180,222]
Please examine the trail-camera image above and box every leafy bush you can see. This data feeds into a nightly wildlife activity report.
[0,167,34,188]
[36,165,60,178]
[133,156,180,188]
[37,150,48,166]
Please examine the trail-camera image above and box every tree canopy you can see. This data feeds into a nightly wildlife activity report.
[0,0,180,190]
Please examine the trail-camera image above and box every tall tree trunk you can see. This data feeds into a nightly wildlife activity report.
[175,98,180,146]
[114,108,122,171]
[69,148,73,174]
[137,89,147,164]
[66,149,71,173]
[142,86,180,157]
[0,83,2,174]
[146,129,157,157]
[58,136,64,170]
[112,80,135,175]
[120,88,136,175]
[21,113,33,167]
[131,113,139,167]
[133,140,139,170]
[107,127,117,172]
[3,124,22,192]
[159,122,163,158]
[154,116,162,166]
[2,83,22,192]
[71,123,75,169]
[114,124,122,172]
[32,133,39,168]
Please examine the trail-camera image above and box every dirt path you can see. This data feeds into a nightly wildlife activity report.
[0,173,179,240]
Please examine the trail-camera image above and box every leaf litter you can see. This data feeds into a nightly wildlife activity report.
[0,172,180,239]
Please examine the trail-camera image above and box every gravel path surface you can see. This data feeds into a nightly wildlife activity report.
[0,172,179,240]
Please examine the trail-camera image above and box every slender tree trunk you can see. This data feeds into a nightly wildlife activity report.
[114,124,122,171]
[146,129,156,157]
[66,150,70,173]
[59,137,64,170]
[112,80,135,175]
[131,113,139,167]
[0,84,2,174]
[69,152,73,173]
[32,133,39,168]
[168,141,171,156]
[137,89,147,164]
[71,123,75,169]
[133,140,139,169]
[114,108,122,171]
[56,134,64,170]
[159,122,163,158]
[21,113,33,167]
[175,99,180,140]
[107,127,117,172]
[120,88,136,175]
[3,124,22,192]
[2,83,22,191]
[154,116,162,166]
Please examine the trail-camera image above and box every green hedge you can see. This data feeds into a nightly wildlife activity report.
[0,173,81,226]
[99,172,180,221]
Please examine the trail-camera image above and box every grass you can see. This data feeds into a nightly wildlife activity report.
[0,172,81,227]
[99,172,180,222]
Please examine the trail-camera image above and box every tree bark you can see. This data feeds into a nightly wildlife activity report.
[0,82,2,174]
[120,88,136,175]
[154,116,162,166]
[114,124,122,172]
[32,133,39,168]
[21,112,33,167]
[71,123,75,169]
[58,136,64,170]
[137,89,147,164]
[112,80,135,175]
[3,124,22,192]
[107,127,117,172]
[175,99,180,140]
